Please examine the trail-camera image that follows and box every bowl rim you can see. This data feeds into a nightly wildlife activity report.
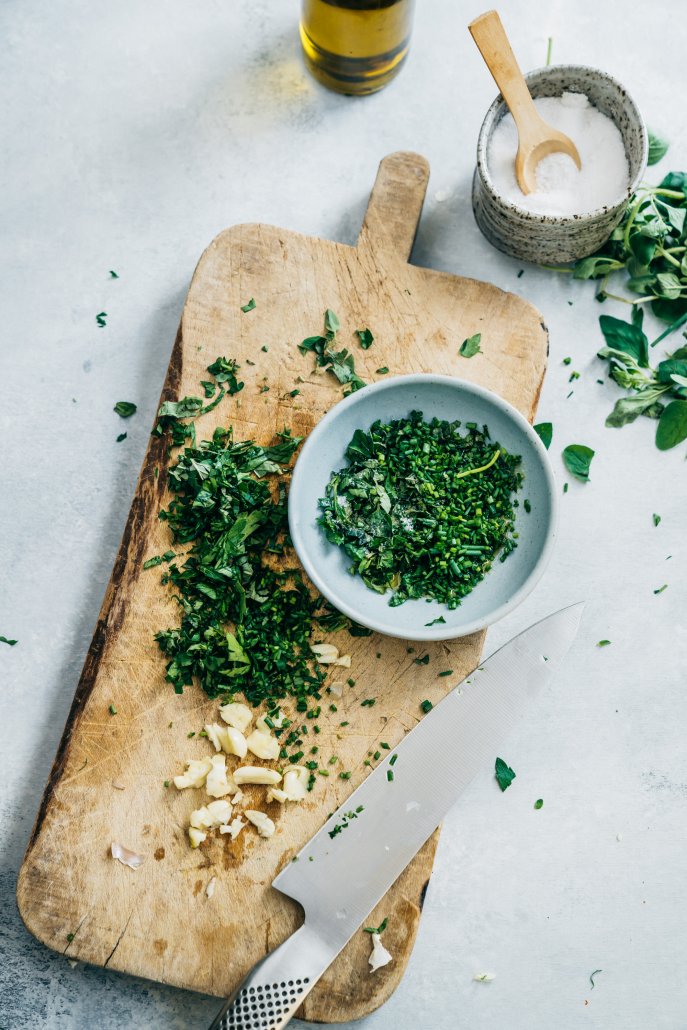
[288,373,559,641]
[476,63,648,225]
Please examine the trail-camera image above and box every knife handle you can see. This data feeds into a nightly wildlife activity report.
[208,922,332,1030]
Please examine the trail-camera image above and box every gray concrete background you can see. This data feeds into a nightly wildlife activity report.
[2,1,686,1027]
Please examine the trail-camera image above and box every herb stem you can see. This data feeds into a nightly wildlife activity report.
[454,449,501,479]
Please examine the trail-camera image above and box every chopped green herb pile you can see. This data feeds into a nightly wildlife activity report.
[495,756,516,792]
[300,310,366,396]
[152,408,342,705]
[318,412,522,608]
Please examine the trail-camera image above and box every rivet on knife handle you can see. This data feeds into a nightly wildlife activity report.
[208,923,333,1030]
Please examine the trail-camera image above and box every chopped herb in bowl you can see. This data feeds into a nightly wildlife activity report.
[317,411,523,608]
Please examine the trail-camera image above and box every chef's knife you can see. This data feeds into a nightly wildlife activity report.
[209,603,583,1030]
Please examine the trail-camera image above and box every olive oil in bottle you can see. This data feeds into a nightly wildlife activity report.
[300,0,415,96]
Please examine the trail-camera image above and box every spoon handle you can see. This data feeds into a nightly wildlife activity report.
[468,10,539,134]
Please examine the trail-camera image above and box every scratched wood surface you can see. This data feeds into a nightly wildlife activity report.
[17,152,548,1022]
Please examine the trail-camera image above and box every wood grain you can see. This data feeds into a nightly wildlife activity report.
[17,152,548,1022]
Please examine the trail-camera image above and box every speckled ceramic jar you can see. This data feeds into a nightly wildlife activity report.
[472,65,648,264]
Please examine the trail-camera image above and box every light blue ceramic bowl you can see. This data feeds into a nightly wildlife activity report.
[288,375,557,641]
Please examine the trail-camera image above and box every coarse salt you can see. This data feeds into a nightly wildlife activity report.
[488,92,629,216]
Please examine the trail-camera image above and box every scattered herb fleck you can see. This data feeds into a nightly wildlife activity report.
[597,639,611,647]
[459,333,482,358]
[108,704,117,715]
[114,401,137,418]
[116,432,127,442]
[109,270,119,278]
[654,583,668,594]
[376,366,389,375]
[534,798,543,809]
[0,636,17,646]
[96,312,107,327]
[414,654,430,666]
[363,917,388,934]
[420,699,433,713]
[589,969,602,990]
[356,328,374,350]
[241,298,256,313]
[495,756,516,792]
[299,310,366,395]
[387,770,394,781]
[653,513,661,527]
[425,616,446,626]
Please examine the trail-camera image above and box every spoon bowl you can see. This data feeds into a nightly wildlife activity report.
[469,9,581,195]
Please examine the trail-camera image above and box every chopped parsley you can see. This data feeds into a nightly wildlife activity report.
[96,312,107,327]
[0,636,17,646]
[318,412,522,607]
[299,310,366,395]
[420,699,433,713]
[356,328,374,350]
[425,616,446,627]
[495,756,516,791]
[114,401,137,418]
[241,298,256,312]
[363,917,388,934]
[459,333,482,358]
[116,432,127,442]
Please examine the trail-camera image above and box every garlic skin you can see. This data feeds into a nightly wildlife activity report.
[245,810,276,838]
[368,933,392,972]
[205,722,248,758]
[188,827,207,849]
[329,682,344,698]
[246,728,280,761]
[174,757,213,790]
[205,754,237,798]
[219,702,253,734]
[233,766,282,786]
[110,842,144,869]
[205,877,216,899]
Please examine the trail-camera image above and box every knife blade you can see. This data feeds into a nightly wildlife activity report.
[209,603,583,1030]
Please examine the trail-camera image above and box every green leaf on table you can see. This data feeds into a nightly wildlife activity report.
[356,328,374,350]
[659,171,687,193]
[459,333,482,358]
[605,389,667,428]
[114,401,137,418]
[495,757,516,792]
[573,255,622,280]
[647,131,670,166]
[656,400,687,450]
[657,358,687,385]
[241,298,256,313]
[562,444,595,481]
[324,308,340,334]
[599,315,649,367]
[533,422,552,449]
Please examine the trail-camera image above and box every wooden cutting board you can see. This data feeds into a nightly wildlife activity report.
[18,152,547,1022]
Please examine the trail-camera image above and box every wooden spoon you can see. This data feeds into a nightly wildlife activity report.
[468,10,581,195]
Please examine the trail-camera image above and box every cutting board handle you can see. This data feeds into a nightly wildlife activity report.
[357,151,430,264]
